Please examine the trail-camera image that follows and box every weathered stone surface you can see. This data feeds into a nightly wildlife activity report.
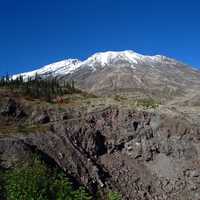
[0,97,200,199]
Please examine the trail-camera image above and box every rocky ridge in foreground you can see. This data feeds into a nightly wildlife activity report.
[0,89,200,199]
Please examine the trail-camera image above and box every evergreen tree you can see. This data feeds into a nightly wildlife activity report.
[0,73,80,102]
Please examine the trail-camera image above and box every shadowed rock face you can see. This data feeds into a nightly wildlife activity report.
[1,97,200,200]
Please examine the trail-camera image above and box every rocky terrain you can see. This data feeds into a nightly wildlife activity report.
[1,50,200,199]
[0,86,200,199]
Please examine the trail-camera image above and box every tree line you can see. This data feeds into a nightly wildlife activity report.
[0,74,80,102]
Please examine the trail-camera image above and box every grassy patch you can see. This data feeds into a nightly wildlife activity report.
[113,95,127,102]
[0,123,47,136]
[136,98,160,109]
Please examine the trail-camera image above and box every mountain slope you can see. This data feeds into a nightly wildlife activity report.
[13,50,200,100]
[12,59,81,79]
[2,51,200,200]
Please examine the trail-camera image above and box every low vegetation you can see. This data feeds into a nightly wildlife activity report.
[108,191,122,200]
[0,155,92,200]
[113,95,127,102]
[0,155,122,200]
[0,124,47,136]
[113,94,159,109]
[136,98,160,109]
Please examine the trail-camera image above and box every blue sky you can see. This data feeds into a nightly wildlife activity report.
[0,0,200,75]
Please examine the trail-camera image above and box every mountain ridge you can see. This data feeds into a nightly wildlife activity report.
[12,50,200,101]
[13,50,196,78]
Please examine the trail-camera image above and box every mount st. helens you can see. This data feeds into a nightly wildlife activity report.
[1,50,200,199]
[13,50,200,101]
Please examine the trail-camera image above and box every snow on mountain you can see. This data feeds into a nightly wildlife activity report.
[11,50,200,98]
[80,50,178,68]
[12,59,81,79]
[12,50,183,79]
[82,51,140,66]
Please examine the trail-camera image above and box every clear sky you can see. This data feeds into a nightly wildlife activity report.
[0,0,200,75]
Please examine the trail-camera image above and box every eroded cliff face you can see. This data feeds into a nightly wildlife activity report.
[0,96,200,200]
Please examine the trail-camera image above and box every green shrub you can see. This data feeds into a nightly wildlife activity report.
[4,157,48,200]
[108,191,122,200]
[0,156,123,200]
[73,187,92,200]
[1,156,92,200]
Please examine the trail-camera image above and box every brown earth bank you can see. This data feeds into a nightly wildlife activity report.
[0,90,200,200]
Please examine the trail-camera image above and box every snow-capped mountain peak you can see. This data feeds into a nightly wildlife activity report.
[12,50,185,79]
[81,50,145,66]
[11,50,200,97]
[80,50,178,68]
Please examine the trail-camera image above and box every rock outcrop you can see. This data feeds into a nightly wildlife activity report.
[0,96,200,199]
